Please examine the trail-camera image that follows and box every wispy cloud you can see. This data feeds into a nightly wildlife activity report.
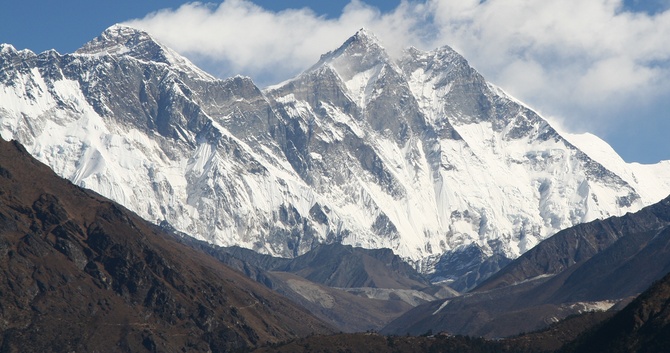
[426,0,670,131]
[124,0,426,84]
[125,0,670,137]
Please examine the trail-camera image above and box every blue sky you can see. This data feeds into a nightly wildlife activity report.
[1,0,668,164]
[0,1,398,54]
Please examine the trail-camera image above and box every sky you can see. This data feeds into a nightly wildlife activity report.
[1,0,669,164]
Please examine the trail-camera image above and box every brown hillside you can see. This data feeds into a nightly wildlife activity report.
[0,139,333,352]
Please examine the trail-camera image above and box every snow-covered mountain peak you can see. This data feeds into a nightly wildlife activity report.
[0,43,17,54]
[76,24,155,57]
[350,27,380,46]
[303,29,407,112]
[76,24,214,81]
[312,29,391,76]
[325,28,384,57]
[402,43,520,129]
[404,45,465,66]
[0,43,37,62]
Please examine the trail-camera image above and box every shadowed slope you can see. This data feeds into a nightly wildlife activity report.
[560,270,670,353]
[382,195,670,338]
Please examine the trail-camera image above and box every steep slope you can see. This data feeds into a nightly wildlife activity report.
[477,195,670,291]
[1,25,669,284]
[264,29,665,278]
[563,131,670,206]
[560,271,670,353]
[382,196,670,338]
[398,45,652,263]
[173,239,451,331]
[0,138,333,352]
[275,243,429,289]
[262,271,415,332]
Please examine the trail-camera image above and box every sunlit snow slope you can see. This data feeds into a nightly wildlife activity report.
[1,25,668,279]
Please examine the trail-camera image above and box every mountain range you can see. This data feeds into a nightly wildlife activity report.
[175,238,452,332]
[4,130,670,351]
[258,259,670,352]
[382,195,670,337]
[2,24,670,352]
[3,25,670,287]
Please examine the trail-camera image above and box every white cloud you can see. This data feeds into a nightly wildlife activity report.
[124,0,426,84]
[425,0,670,127]
[125,0,670,135]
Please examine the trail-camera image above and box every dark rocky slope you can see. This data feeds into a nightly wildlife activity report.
[560,270,670,353]
[274,243,429,289]
[181,240,431,290]
[477,198,670,292]
[0,139,333,352]
[176,237,449,332]
[251,332,530,353]
[262,271,415,333]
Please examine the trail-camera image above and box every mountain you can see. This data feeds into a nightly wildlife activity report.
[174,239,454,332]
[0,138,333,351]
[248,269,670,352]
[560,271,670,353]
[2,25,669,284]
[273,243,429,289]
[477,196,670,292]
[260,271,416,333]
[382,195,670,338]
[186,242,431,290]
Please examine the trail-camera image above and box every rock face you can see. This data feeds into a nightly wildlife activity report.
[1,25,669,284]
[382,196,670,338]
[0,139,333,352]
